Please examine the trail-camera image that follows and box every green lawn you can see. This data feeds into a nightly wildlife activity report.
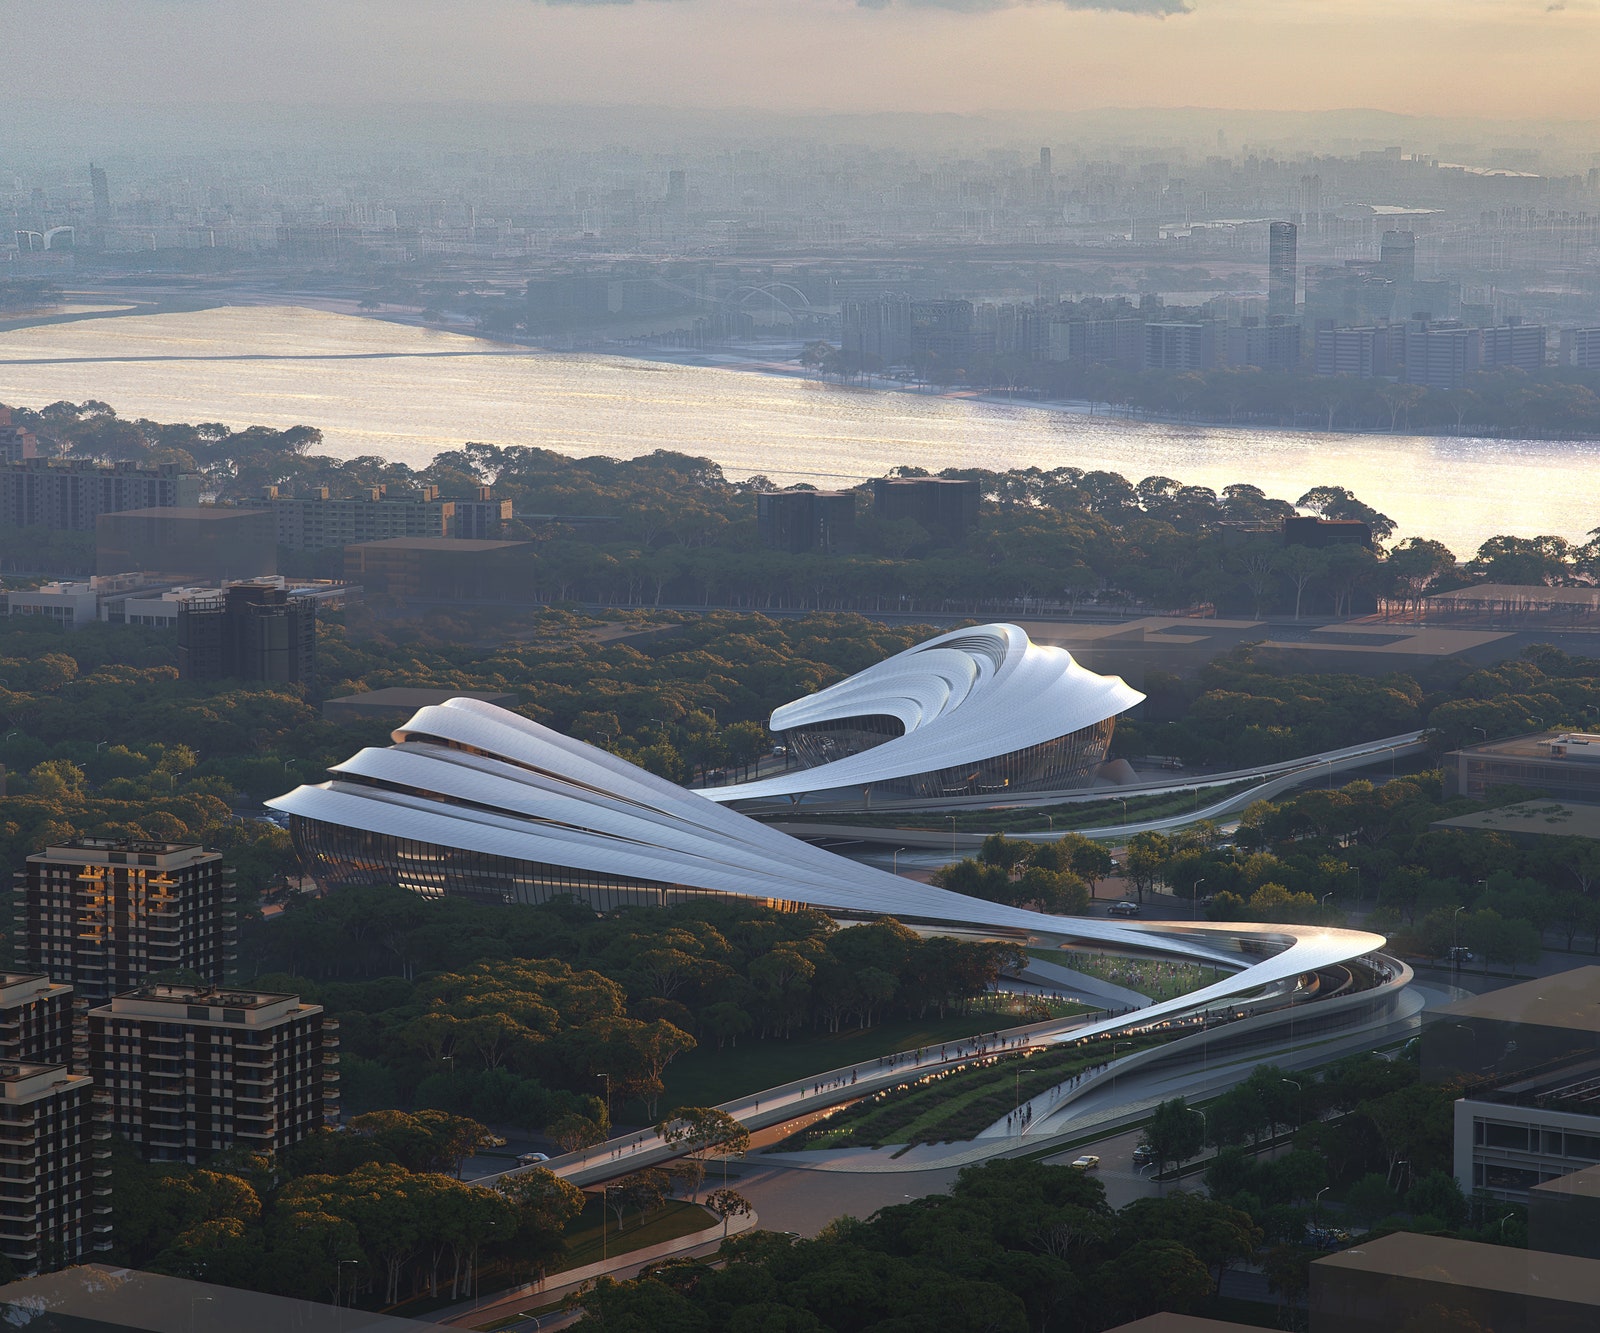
[1035,949,1227,1003]
[661,1014,1007,1112]
[556,1197,716,1273]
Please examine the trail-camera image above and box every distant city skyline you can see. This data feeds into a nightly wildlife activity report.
[8,0,1600,120]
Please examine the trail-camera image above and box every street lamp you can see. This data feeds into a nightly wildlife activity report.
[598,1072,612,1128]
[1013,1067,1035,1120]
[1321,891,1334,915]
[1192,877,1206,922]
[892,847,907,875]
[1118,798,1128,826]
[337,1258,358,1308]
[949,814,958,857]
[1453,904,1468,976]
[188,1295,213,1332]
[1314,1185,1330,1228]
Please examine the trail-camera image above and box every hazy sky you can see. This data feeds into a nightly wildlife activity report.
[9,0,1600,119]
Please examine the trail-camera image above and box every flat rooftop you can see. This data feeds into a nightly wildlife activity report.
[1430,966,1600,1033]
[100,506,270,522]
[121,985,292,1010]
[1429,582,1600,608]
[1451,731,1595,762]
[1106,1317,1267,1333]
[1531,1162,1600,1200]
[1432,799,1600,841]
[0,1265,452,1333]
[1315,1230,1600,1305]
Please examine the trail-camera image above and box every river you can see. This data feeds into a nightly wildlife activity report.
[0,302,1591,557]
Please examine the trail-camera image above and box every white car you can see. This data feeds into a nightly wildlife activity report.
[516,1152,550,1166]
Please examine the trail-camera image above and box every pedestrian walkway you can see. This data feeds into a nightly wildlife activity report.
[469,1011,1104,1190]
[435,1208,760,1327]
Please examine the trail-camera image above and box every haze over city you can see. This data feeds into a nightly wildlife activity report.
[7,0,1600,121]
[6,3,1600,1333]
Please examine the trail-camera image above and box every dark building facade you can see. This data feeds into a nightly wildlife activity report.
[343,537,536,602]
[0,460,200,533]
[0,1063,108,1275]
[15,838,237,1006]
[177,581,315,686]
[87,984,338,1164]
[871,477,980,546]
[756,489,857,554]
[96,506,275,580]
[0,975,74,1068]
[1283,516,1373,548]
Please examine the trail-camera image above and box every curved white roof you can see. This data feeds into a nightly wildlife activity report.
[704,623,1144,804]
[266,699,1387,1041]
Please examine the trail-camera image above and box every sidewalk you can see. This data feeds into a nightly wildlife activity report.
[469,1009,1103,1190]
[434,1208,759,1328]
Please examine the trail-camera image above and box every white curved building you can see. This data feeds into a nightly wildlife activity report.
[266,698,1390,1045]
[704,623,1144,805]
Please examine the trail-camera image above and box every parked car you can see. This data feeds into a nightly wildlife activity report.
[516,1152,550,1166]
[1445,946,1474,963]
[1131,1143,1156,1167]
[1069,1155,1100,1170]
[1108,901,1141,917]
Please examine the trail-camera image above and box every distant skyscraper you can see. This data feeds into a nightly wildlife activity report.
[89,165,109,224]
[1039,146,1052,176]
[1298,174,1322,234]
[666,169,687,219]
[1381,230,1417,287]
[1268,221,1298,319]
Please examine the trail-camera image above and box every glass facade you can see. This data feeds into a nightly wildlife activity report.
[785,714,904,769]
[290,815,723,912]
[781,716,1117,798]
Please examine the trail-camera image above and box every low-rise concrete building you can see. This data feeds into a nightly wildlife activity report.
[1529,1162,1600,1260]
[1311,1231,1600,1333]
[1443,731,1600,802]
[1425,968,1600,1202]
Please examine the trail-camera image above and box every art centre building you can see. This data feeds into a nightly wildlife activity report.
[704,622,1145,807]
[267,698,1403,1056]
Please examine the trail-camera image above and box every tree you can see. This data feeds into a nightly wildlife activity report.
[1124,832,1171,902]
[1277,544,1328,620]
[1101,1238,1211,1320]
[1145,1098,1206,1176]
[704,1187,752,1240]
[1344,1172,1400,1227]
[1119,1191,1261,1295]
[1406,1170,1468,1229]
[657,1107,751,1195]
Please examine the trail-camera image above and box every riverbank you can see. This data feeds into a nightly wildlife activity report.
[2,296,1595,554]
